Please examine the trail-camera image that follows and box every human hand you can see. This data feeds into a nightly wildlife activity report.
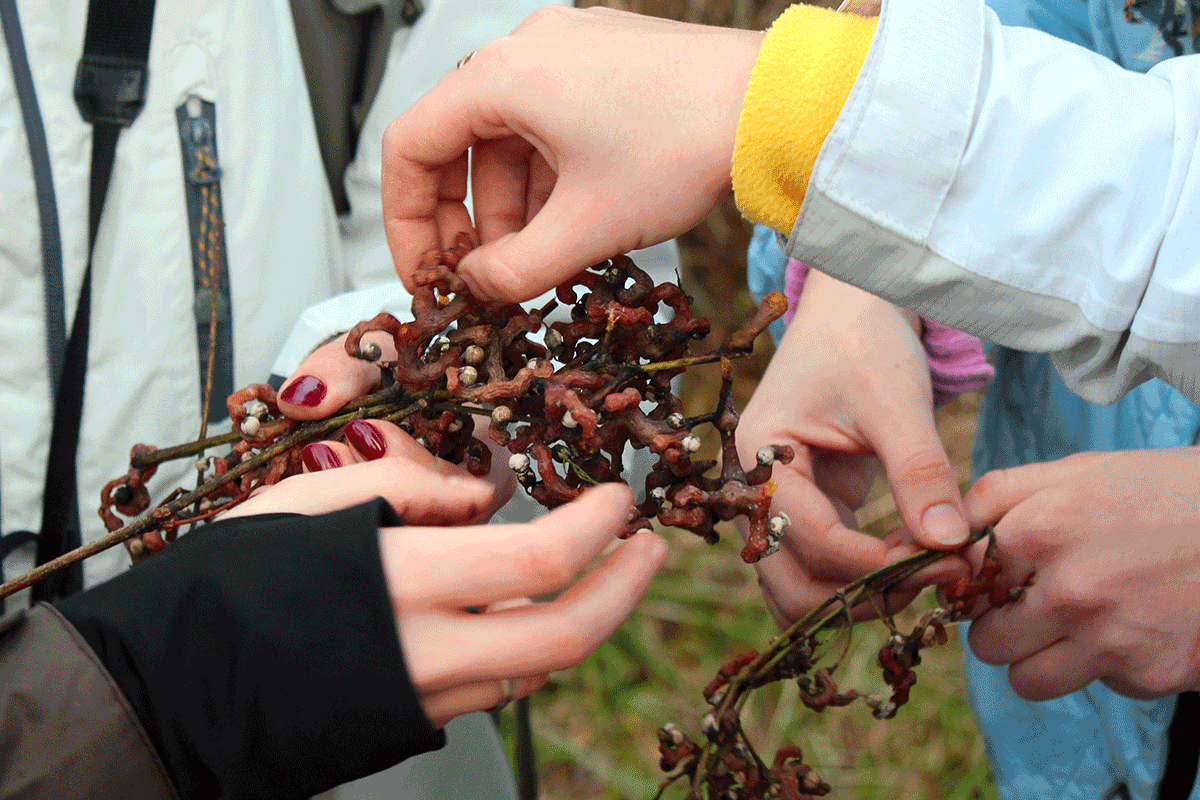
[228,445,665,727]
[736,273,970,626]
[273,330,515,517]
[964,448,1200,701]
[380,483,664,727]
[382,5,763,303]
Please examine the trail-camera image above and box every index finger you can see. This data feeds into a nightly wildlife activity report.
[381,483,638,610]
[964,452,1108,529]
[382,64,506,290]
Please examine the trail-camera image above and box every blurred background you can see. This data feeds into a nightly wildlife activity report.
[493,2,995,798]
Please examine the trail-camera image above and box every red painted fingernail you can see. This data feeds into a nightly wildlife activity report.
[345,420,387,460]
[280,375,327,407]
[302,443,341,472]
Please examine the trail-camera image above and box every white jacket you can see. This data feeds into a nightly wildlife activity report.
[787,0,1200,406]
[0,0,592,593]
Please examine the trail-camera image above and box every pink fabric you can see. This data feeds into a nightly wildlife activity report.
[783,258,993,408]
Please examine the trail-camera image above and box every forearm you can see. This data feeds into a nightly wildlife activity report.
[801,269,922,338]
[735,0,1200,405]
[50,501,441,800]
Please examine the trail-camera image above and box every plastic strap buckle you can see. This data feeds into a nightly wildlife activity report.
[73,54,148,127]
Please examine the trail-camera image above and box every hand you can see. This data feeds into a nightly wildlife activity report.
[274,329,515,517]
[381,483,664,727]
[382,5,763,303]
[736,273,969,626]
[965,448,1200,701]
[227,449,666,728]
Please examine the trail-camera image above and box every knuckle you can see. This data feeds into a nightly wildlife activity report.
[1046,570,1098,611]
[968,469,1007,504]
[522,4,575,28]
[373,457,414,487]
[890,449,956,489]
[1127,664,1185,698]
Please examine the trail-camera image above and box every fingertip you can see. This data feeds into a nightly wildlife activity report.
[448,473,497,512]
[279,375,328,412]
[626,528,669,568]
[457,236,531,303]
[301,442,342,472]
[918,502,969,549]
[345,419,388,461]
[574,481,634,510]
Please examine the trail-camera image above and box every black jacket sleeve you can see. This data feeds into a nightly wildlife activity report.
[55,499,444,800]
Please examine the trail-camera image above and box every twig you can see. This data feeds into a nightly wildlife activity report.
[1,392,419,599]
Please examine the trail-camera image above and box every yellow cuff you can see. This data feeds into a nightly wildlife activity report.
[732,4,877,234]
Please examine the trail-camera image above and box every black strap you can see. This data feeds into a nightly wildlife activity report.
[29,0,156,602]
[1158,691,1200,800]
[0,0,64,588]
[513,696,538,800]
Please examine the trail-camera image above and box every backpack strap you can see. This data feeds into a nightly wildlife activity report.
[30,0,157,602]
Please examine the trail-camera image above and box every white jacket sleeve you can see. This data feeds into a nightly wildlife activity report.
[788,0,1200,405]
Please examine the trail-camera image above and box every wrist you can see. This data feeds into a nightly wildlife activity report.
[732,4,877,234]
[56,501,442,799]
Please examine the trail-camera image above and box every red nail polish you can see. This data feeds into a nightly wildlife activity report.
[302,443,341,472]
[280,375,327,407]
[345,420,387,460]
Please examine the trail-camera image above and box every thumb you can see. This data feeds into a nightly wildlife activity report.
[456,182,639,304]
[278,331,398,420]
[864,408,968,550]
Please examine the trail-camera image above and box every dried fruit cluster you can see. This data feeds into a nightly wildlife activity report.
[655,534,1026,800]
[340,235,794,560]
[2,239,791,596]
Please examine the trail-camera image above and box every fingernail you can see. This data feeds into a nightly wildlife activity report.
[280,375,327,407]
[922,503,968,547]
[650,536,668,561]
[302,443,341,472]
[345,420,387,460]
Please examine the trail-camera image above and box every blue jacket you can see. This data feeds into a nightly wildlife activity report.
[748,0,1200,781]
[966,1,1198,797]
